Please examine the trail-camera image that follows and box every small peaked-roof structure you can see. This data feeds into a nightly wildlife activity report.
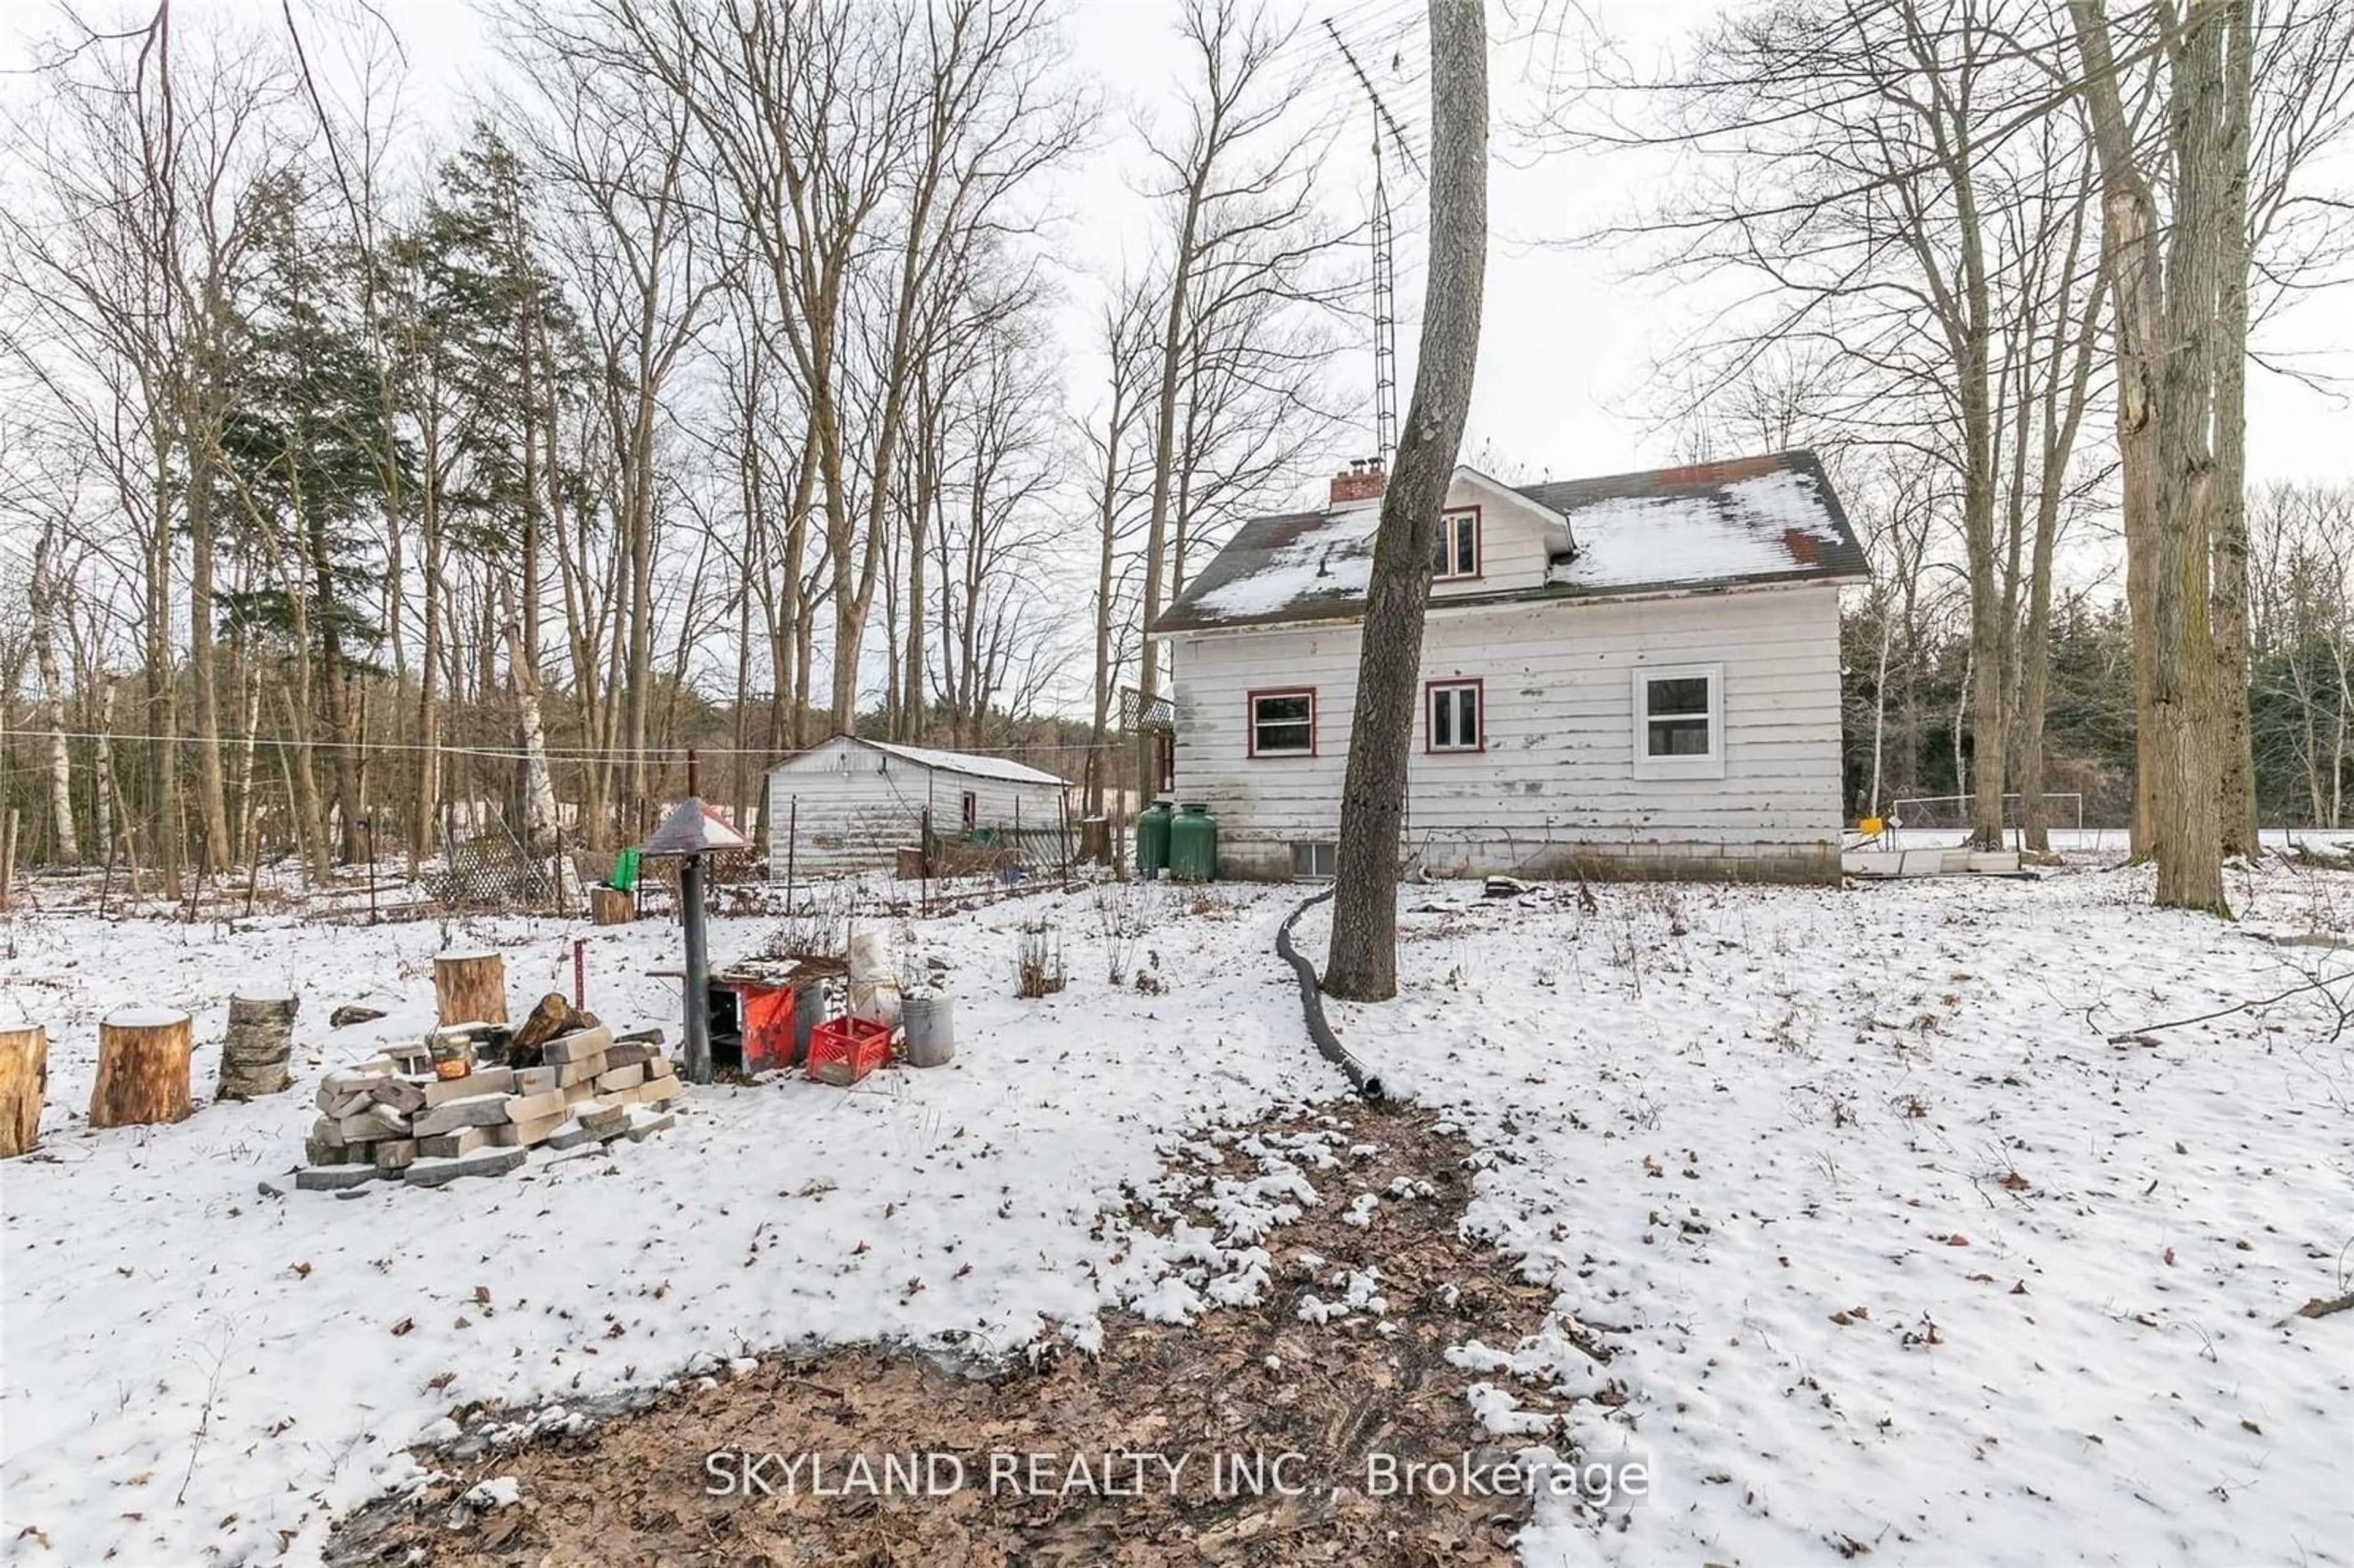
[1152,450,1866,633]
[771,734,1071,788]
[638,796,753,857]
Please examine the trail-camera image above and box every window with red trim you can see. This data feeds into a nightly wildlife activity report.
[1247,688,1315,757]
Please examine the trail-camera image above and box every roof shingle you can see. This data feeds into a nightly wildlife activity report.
[1152,449,1866,633]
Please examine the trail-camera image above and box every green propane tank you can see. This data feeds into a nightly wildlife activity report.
[1169,801,1217,882]
[1137,799,1174,877]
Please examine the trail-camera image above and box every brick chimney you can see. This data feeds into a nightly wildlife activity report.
[1328,456,1386,506]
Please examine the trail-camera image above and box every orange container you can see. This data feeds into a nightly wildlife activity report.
[734,982,797,1073]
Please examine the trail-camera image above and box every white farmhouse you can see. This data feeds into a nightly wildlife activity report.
[1149,452,1868,883]
[765,735,1071,874]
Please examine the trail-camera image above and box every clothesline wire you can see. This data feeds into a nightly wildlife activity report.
[0,726,1130,763]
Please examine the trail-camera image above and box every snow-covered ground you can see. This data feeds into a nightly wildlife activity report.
[1305,856,2354,1566]
[4,859,2350,1566]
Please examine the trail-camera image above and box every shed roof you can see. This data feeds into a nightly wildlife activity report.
[772,735,1070,788]
[1152,449,1867,633]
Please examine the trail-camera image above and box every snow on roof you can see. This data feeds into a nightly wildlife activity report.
[1528,455,1863,594]
[1153,451,1865,633]
[1186,503,1383,624]
[776,736,1070,788]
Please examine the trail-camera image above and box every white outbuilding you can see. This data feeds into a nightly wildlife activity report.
[764,734,1072,875]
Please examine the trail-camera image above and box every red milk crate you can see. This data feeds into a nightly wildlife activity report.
[806,1014,891,1087]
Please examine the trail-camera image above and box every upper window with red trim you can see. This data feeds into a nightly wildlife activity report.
[1247,689,1316,757]
[1431,508,1480,580]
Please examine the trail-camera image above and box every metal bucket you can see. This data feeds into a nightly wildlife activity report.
[902,994,954,1068]
[791,984,826,1068]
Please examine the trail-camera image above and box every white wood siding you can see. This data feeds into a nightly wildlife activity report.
[1167,583,1845,877]
[766,739,1067,873]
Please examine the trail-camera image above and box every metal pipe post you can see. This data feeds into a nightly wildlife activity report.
[681,851,713,1083]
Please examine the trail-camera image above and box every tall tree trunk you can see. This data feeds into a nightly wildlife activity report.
[2022,197,2106,855]
[505,607,561,854]
[2071,1,2164,861]
[31,535,78,862]
[413,476,444,869]
[2149,0,2230,913]
[186,441,232,873]
[2211,0,2259,860]
[902,378,939,744]
[1324,0,1487,1002]
[311,511,367,866]
[95,675,120,864]
[1137,185,1209,702]
[145,446,182,897]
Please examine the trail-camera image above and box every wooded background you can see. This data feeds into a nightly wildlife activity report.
[0,0,2347,899]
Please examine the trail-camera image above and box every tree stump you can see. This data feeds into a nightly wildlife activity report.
[591,885,635,925]
[217,992,299,1100]
[0,1025,47,1157]
[90,1008,192,1128]
[434,951,508,1027]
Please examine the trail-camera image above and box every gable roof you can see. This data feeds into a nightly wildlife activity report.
[772,734,1070,788]
[1151,449,1867,633]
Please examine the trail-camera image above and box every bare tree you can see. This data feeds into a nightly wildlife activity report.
[1325,0,1487,1003]
[1080,273,1162,815]
[1133,0,1330,702]
[2070,0,2230,913]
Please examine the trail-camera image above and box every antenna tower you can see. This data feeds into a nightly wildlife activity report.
[1324,18,1421,468]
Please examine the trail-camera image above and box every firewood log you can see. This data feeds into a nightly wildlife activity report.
[0,1024,46,1157]
[433,951,508,1027]
[510,991,600,1057]
[90,1008,193,1128]
[217,992,298,1100]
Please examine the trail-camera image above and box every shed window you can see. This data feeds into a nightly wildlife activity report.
[960,790,978,831]
[1632,663,1725,780]
[1248,689,1316,757]
[1431,508,1480,580]
[1426,679,1483,752]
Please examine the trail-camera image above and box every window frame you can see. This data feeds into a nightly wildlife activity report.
[959,789,978,831]
[1631,662,1726,780]
[1424,677,1486,754]
[1431,505,1483,582]
[1246,687,1318,759]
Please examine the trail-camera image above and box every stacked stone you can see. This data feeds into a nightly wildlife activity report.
[295,1027,682,1191]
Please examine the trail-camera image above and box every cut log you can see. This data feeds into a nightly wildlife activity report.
[510,992,598,1057]
[433,951,508,1028]
[90,1007,193,1129]
[591,886,635,926]
[217,992,299,1101]
[0,1024,48,1157]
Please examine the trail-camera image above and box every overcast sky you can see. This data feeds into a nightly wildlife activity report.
[7,0,2348,501]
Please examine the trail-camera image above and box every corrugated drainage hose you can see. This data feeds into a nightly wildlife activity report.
[1275,887,1387,1103]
